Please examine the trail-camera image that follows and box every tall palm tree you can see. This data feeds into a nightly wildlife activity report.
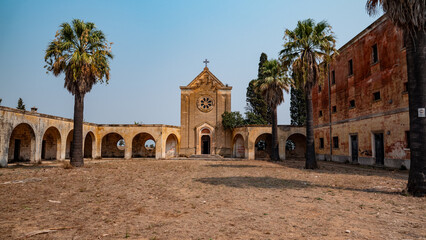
[255,59,291,161]
[45,19,113,167]
[366,1,425,197]
[280,19,337,169]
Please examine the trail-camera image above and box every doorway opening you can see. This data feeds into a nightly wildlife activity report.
[201,135,210,154]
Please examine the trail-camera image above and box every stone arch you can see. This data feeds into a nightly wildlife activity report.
[196,123,214,155]
[132,132,156,158]
[8,123,36,162]
[84,131,96,159]
[286,133,306,159]
[101,132,125,158]
[165,133,179,158]
[232,134,245,158]
[255,133,272,160]
[41,126,61,160]
[65,130,73,159]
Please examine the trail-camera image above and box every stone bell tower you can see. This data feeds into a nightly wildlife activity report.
[179,62,232,156]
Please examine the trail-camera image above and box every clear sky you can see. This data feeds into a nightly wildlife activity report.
[0,0,382,125]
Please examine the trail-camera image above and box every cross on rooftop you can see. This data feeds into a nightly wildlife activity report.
[203,59,209,67]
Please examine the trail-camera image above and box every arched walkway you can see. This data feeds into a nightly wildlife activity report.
[233,134,245,158]
[286,133,306,159]
[255,133,272,160]
[42,127,61,160]
[65,130,73,159]
[8,123,36,162]
[165,134,179,158]
[84,131,95,159]
[132,133,156,158]
[102,133,125,158]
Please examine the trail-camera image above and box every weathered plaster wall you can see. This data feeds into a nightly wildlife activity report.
[312,15,410,169]
[0,106,180,167]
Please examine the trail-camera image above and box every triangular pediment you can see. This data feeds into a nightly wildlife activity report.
[181,67,231,90]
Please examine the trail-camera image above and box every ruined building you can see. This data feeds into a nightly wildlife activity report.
[0,15,410,169]
[313,15,410,168]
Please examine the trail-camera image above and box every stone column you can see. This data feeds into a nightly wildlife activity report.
[247,133,255,160]
[60,133,67,160]
[279,136,286,160]
[34,133,42,163]
[124,136,132,160]
[95,135,102,159]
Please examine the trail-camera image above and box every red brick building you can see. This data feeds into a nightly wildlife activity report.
[313,15,410,168]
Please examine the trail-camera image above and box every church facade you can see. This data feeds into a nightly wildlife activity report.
[179,66,232,156]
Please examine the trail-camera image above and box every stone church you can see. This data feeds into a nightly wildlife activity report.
[179,66,232,156]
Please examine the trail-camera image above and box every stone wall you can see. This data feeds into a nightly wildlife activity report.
[312,15,410,169]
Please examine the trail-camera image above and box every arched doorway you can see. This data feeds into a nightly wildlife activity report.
[84,131,95,159]
[286,133,306,159]
[201,135,210,154]
[65,130,73,159]
[132,133,156,158]
[165,134,178,158]
[101,133,125,158]
[8,123,36,162]
[255,133,272,160]
[42,127,61,160]
[233,134,245,158]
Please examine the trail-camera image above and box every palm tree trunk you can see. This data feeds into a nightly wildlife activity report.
[305,87,318,169]
[271,106,279,161]
[70,92,84,167]
[406,30,426,197]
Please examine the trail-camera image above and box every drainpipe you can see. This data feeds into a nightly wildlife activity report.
[328,64,333,161]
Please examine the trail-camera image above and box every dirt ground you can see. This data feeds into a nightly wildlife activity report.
[0,158,424,240]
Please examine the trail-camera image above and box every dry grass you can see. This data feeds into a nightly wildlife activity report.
[0,158,424,239]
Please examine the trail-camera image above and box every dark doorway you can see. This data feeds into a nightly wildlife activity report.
[41,140,46,160]
[350,135,358,163]
[201,135,210,154]
[14,139,21,161]
[374,133,384,165]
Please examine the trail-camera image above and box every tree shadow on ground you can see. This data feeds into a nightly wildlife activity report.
[195,176,405,195]
[205,164,258,168]
[194,176,310,189]
[5,163,57,170]
[276,159,408,181]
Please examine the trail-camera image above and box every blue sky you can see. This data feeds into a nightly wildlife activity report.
[0,0,382,125]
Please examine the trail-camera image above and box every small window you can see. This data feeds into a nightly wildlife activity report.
[349,100,355,108]
[318,85,322,92]
[372,44,378,64]
[319,110,323,117]
[403,82,408,93]
[319,138,324,149]
[373,91,381,101]
[331,70,336,85]
[405,131,410,149]
[333,136,339,149]
[348,59,353,76]
[332,106,337,113]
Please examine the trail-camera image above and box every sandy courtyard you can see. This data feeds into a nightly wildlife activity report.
[0,158,424,239]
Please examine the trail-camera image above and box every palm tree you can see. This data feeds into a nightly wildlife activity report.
[280,19,337,169]
[45,19,113,167]
[255,59,291,161]
[366,1,425,197]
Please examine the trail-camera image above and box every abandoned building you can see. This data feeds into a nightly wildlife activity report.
[312,15,410,169]
[0,15,410,169]
[0,65,306,168]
